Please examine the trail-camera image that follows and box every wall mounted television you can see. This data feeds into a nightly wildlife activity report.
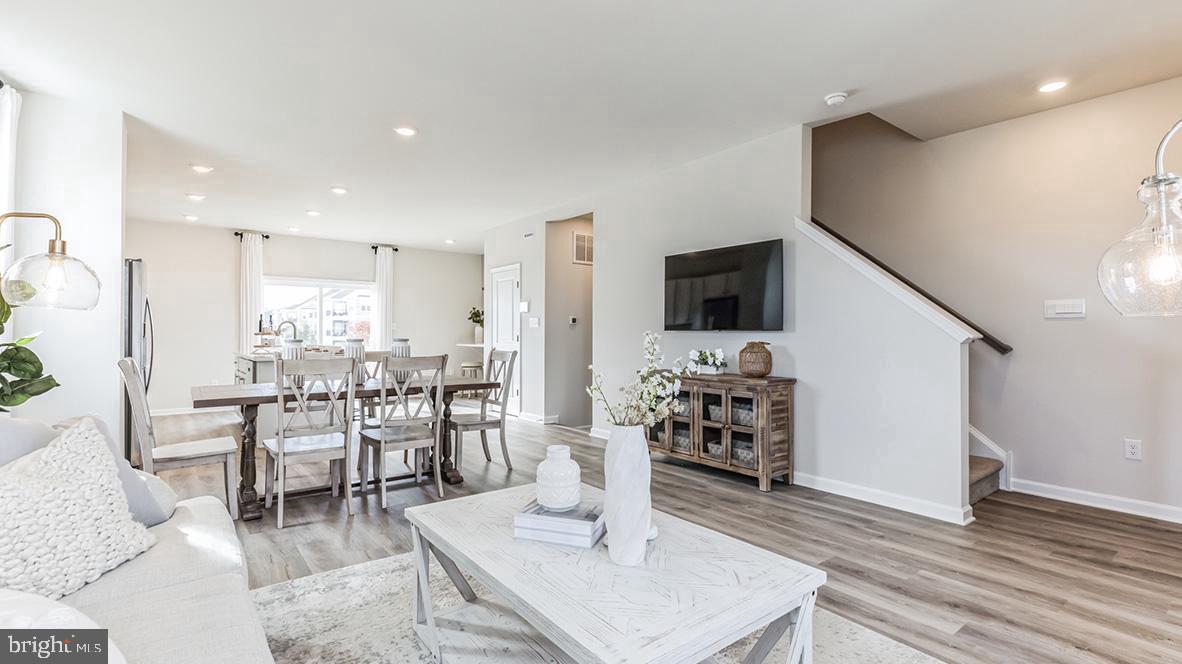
[664,239,784,331]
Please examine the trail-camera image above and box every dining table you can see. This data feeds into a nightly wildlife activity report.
[191,375,500,521]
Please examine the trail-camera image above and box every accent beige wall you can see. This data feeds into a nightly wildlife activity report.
[544,215,593,426]
[812,76,1182,511]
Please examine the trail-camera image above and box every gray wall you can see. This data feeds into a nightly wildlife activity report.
[544,215,593,427]
[812,76,1182,512]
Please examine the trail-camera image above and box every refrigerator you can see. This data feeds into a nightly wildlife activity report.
[122,258,154,464]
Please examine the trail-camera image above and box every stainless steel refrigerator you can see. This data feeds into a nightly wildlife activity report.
[122,258,154,464]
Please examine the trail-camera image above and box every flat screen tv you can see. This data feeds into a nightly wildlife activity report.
[664,239,783,331]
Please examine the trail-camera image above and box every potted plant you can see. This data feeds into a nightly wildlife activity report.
[688,348,726,375]
[0,248,60,410]
[586,331,696,566]
[468,307,484,344]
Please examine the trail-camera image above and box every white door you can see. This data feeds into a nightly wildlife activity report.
[488,264,522,414]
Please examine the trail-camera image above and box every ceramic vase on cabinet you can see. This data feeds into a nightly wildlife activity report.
[343,338,366,384]
[604,424,652,566]
[536,445,580,510]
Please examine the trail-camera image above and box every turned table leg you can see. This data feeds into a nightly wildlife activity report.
[238,404,263,521]
[439,391,464,485]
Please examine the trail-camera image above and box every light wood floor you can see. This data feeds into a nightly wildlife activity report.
[156,410,1182,664]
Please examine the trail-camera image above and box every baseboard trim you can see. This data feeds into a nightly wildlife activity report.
[150,406,237,417]
[518,412,559,424]
[1010,478,1182,524]
[795,472,974,526]
[589,427,611,440]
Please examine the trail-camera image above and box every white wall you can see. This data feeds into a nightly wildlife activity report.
[124,219,484,410]
[812,76,1182,518]
[544,215,593,426]
[487,126,975,523]
[11,92,125,432]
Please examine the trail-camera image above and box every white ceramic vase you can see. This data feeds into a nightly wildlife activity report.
[390,338,411,381]
[536,445,580,510]
[281,338,306,387]
[474,325,484,344]
[604,424,652,566]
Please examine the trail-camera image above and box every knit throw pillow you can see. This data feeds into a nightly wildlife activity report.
[0,418,156,599]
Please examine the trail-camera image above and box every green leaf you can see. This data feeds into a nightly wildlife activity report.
[0,346,43,379]
[11,334,38,346]
[3,279,36,303]
[0,392,30,407]
[12,375,58,397]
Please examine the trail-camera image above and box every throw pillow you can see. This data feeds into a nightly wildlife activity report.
[134,469,177,519]
[0,589,128,664]
[53,416,170,527]
[0,417,156,599]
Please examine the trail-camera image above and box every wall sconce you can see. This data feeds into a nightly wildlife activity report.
[0,212,101,310]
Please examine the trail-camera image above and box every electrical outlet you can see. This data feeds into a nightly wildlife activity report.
[1124,438,1143,460]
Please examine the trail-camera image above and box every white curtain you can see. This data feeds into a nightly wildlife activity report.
[373,245,396,349]
[239,231,264,353]
[0,83,23,344]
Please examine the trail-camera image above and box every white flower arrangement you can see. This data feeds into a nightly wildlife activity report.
[687,348,726,370]
[586,331,697,427]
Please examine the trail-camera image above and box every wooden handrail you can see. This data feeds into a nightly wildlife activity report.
[810,217,1013,355]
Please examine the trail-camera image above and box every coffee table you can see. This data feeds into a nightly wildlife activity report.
[404,484,826,663]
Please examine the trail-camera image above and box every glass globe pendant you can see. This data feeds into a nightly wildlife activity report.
[1098,119,1182,316]
[0,212,102,311]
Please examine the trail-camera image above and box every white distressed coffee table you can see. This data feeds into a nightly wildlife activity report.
[404,484,826,663]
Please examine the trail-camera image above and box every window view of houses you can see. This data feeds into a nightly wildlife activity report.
[262,280,372,345]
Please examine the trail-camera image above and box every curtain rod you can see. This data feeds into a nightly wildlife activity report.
[233,231,271,241]
[371,244,400,253]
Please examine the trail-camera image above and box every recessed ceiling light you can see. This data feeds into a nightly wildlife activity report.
[190,164,214,174]
[305,210,321,217]
[329,186,349,195]
[444,239,455,245]
[183,214,199,222]
[394,126,417,137]
[1039,80,1068,93]
[288,227,301,233]
[186,193,206,202]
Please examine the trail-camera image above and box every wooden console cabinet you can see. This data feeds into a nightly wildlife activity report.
[646,374,795,491]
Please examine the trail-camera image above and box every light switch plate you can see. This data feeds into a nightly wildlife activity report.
[519,301,530,313]
[528,316,540,328]
[1044,298,1086,319]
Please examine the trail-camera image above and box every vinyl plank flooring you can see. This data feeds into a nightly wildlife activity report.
[156,410,1182,664]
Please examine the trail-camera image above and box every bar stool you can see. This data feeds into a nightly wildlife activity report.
[460,361,483,397]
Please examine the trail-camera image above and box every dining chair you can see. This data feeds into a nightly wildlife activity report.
[358,354,447,507]
[263,356,357,529]
[117,357,240,520]
[358,350,389,427]
[450,349,517,470]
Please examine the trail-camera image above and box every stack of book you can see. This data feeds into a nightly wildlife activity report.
[513,500,605,548]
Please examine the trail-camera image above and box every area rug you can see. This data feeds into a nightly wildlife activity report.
[253,554,940,663]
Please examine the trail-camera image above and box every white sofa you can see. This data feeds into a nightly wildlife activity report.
[60,496,274,663]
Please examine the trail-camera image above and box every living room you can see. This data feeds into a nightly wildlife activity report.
[3,3,1182,663]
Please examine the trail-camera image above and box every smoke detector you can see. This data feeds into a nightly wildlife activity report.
[824,92,849,107]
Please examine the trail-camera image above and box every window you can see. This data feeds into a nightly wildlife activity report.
[262,278,374,346]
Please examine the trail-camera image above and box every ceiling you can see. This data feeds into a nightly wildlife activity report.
[3,1,1182,253]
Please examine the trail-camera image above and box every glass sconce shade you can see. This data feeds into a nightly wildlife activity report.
[1098,179,1182,316]
[1,251,101,310]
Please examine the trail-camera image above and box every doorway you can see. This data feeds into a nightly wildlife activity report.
[488,263,522,414]
[544,213,593,428]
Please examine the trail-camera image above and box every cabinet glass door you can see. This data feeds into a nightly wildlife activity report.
[646,420,670,451]
[727,390,757,468]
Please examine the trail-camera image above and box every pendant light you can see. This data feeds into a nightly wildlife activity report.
[0,212,101,310]
[1098,118,1182,316]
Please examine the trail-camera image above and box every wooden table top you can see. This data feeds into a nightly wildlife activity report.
[405,483,826,663]
[191,376,500,408]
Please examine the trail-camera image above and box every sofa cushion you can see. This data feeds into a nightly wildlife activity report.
[136,469,178,518]
[0,418,156,600]
[70,573,274,664]
[61,496,244,607]
[0,589,129,664]
[54,415,171,527]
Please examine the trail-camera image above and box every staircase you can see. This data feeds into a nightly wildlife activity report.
[969,455,1004,504]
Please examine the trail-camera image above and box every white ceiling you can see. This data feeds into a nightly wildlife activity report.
[3,1,1182,253]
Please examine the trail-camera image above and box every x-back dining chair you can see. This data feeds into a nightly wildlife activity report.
[358,354,448,507]
[450,349,517,470]
[264,356,357,529]
[117,357,240,519]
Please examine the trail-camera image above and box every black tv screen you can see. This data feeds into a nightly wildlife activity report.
[664,239,783,331]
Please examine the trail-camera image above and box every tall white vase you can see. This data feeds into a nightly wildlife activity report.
[604,424,651,566]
